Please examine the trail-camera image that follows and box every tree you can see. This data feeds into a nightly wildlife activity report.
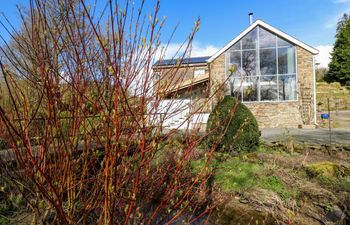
[0,0,221,224]
[325,13,350,85]
[316,67,328,82]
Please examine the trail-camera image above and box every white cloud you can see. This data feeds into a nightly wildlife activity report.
[157,42,219,59]
[315,45,333,68]
[189,43,220,57]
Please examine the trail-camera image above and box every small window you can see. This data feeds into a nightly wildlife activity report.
[194,69,205,77]
[155,73,160,80]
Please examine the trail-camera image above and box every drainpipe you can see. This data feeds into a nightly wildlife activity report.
[313,55,319,128]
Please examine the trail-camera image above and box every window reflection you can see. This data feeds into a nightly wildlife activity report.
[242,28,257,49]
[260,76,278,101]
[260,49,276,75]
[230,77,242,100]
[278,37,293,48]
[242,50,256,76]
[242,76,258,101]
[278,48,295,74]
[259,27,276,48]
[278,75,297,100]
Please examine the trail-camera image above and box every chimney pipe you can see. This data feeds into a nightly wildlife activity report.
[249,13,253,25]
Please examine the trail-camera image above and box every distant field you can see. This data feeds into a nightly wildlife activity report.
[316,82,350,111]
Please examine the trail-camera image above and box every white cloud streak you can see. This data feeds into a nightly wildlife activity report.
[157,42,220,59]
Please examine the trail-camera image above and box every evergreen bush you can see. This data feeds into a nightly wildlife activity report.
[206,96,259,154]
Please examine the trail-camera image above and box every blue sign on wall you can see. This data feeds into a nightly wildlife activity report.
[321,113,329,119]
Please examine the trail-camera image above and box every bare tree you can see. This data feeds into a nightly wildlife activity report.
[0,0,235,224]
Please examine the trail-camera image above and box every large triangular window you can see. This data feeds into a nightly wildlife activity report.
[227,26,297,102]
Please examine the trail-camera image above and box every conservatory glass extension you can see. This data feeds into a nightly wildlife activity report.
[227,26,297,102]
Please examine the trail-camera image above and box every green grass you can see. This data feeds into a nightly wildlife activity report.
[215,159,262,192]
[191,146,301,199]
[257,144,300,156]
[260,176,295,200]
[338,179,350,191]
[191,154,264,192]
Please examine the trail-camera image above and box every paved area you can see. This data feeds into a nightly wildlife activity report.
[261,128,350,145]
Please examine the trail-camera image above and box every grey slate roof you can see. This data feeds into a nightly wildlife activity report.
[153,56,210,67]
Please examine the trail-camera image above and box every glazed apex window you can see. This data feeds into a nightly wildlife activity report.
[227,26,297,102]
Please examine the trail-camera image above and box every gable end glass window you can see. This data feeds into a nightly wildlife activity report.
[226,26,297,102]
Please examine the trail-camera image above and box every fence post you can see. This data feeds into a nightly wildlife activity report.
[335,98,339,116]
[327,98,332,150]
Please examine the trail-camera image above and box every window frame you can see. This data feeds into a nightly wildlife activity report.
[193,69,206,78]
[154,73,161,81]
[225,26,298,103]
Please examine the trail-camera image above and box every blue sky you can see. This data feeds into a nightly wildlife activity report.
[0,0,349,67]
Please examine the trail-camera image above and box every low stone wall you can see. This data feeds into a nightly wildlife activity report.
[244,101,303,128]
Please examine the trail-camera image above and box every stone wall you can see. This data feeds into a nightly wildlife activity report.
[297,46,316,126]
[208,47,316,128]
[244,102,303,128]
[208,53,228,108]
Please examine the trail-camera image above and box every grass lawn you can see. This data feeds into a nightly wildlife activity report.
[191,146,298,199]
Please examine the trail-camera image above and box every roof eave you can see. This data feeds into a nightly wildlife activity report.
[152,62,208,70]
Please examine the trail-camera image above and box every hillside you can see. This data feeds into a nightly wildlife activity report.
[316,82,350,111]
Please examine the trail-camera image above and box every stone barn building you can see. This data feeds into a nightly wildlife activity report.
[152,19,319,129]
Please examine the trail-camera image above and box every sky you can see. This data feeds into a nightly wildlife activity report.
[0,0,349,67]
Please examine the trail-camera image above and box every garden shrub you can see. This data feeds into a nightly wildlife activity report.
[206,96,259,154]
